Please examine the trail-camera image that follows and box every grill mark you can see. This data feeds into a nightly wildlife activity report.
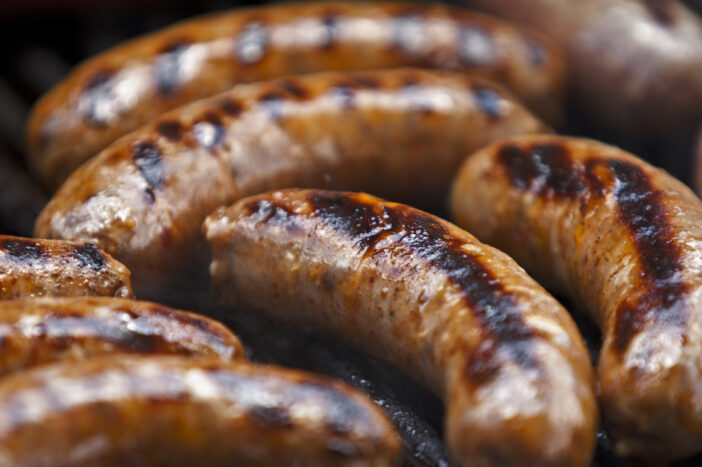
[132,141,164,202]
[278,79,310,100]
[605,160,687,353]
[497,143,585,199]
[639,0,675,26]
[236,21,268,65]
[156,120,183,141]
[473,84,503,120]
[0,238,46,263]
[155,39,190,96]
[352,75,381,90]
[258,90,287,120]
[72,243,106,271]
[218,98,244,117]
[305,192,538,385]
[80,68,115,127]
[248,405,293,428]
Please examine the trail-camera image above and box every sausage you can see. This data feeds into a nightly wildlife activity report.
[459,0,702,136]
[0,297,243,376]
[449,135,702,461]
[0,235,132,300]
[203,188,597,467]
[26,1,564,190]
[35,68,548,301]
[0,354,400,466]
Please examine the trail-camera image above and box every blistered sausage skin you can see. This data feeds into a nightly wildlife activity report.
[0,235,132,300]
[0,354,400,467]
[35,69,548,301]
[0,297,243,376]
[26,1,564,190]
[460,0,702,136]
[450,135,702,461]
[204,189,597,467]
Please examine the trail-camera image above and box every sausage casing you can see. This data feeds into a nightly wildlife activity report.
[0,354,400,466]
[0,235,132,300]
[204,189,597,467]
[0,297,243,376]
[35,68,548,301]
[460,0,702,136]
[26,1,564,189]
[450,135,702,460]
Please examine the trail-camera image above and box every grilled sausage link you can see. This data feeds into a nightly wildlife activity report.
[26,1,564,190]
[460,0,702,136]
[0,297,243,376]
[450,135,702,461]
[35,69,548,301]
[204,189,597,467]
[0,354,400,466]
[0,235,132,300]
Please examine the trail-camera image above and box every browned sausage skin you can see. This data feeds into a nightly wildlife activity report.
[35,68,548,301]
[0,297,244,376]
[0,354,401,466]
[0,235,132,300]
[204,189,597,467]
[460,0,702,136]
[450,135,702,461]
[26,1,564,190]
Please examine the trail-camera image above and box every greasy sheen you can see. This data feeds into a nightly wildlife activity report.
[26,1,565,189]
[0,355,400,466]
[35,68,548,301]
[450,135,702,461]
[0,297,244,376]
[204,189,597,467]
[0,235,132,300]
[460,0,702,136]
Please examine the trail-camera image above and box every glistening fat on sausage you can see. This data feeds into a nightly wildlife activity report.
[26,1,565,190]
[204,188,597,467]
[35,69,549,302]
[450,135,702,461]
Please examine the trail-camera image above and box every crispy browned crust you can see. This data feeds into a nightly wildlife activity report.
[0,297,244,376]
[35,68,548,301]
[0,354,401,466]
[461,0,702,136]
[0,235,132,300]
[26,1,565,190]
[204,188,597,467]
[450,135,702,460]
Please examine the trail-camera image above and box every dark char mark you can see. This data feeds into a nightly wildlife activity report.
[248,405,293,428]
[218,98,244,117]
[605,160,686,354]
[306,192,538,386]
[258,90,287,120]
[639,0,675,26]
[80,69,115,127]
[0,238,46,263]
[155,39,190,96]
[278,79,310,100]
[72,243,105,271]
[498,143,585,199]
[132,141,164,202]
[156,120,183,141]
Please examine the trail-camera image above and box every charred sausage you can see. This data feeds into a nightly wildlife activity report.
[450,135,702,460]
[204,188,597,467]
[0,354,400,466]
[0,297,243,376]
[35,69,548,301]
[0,235,132,300]
[460,0,702,136]
[26,1,564,190]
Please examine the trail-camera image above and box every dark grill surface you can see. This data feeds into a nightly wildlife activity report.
[0,1,700,465]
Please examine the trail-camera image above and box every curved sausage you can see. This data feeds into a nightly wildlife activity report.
[0,235,132,300]
[203,188,597,467]
[26,1,564,190]
[35,68,548,301]
[0,354,400,466]
[460,0,702,136]
[0,297,243,376]
[449,135,702,461]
